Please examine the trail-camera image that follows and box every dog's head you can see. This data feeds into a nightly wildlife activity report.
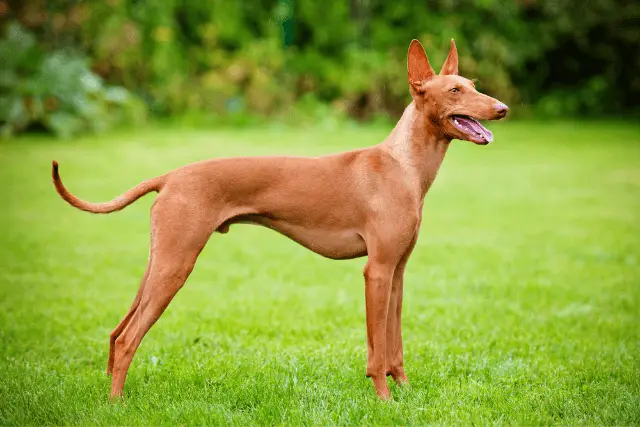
[407,39,508,145]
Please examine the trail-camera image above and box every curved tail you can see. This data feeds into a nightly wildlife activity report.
[52,160,165,214]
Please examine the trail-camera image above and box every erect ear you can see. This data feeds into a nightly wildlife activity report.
[439,39,458,75]
[407,39,435,93]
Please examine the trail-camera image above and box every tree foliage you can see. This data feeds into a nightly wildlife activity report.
[1,0,638,135]
[0,22,145,138]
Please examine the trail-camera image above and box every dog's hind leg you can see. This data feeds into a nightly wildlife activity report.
[107,256,152,376]
[109,197,212,399]
[107,203,165,375]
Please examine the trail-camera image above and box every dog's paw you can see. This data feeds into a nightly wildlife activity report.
[369,374,392,400]
[386,366,408,385]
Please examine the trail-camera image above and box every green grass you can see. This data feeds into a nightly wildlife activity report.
[1,120,639,425]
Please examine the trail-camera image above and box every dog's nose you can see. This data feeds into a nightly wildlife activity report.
[494,102,509,117]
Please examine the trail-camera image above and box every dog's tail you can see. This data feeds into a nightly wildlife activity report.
[52,160,165,214]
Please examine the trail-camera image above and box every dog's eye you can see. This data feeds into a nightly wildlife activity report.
[450,87,460,93]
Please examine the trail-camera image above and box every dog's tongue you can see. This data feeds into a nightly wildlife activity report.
[458,117,493,142]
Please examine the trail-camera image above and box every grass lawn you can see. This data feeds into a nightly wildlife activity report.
[1,120,639,425]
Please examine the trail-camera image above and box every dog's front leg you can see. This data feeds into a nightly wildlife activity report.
[385,261,408,384]
[363,260,395,400]
[385,233,418,385]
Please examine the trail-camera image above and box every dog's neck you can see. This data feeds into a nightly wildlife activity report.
[380,101,451,198]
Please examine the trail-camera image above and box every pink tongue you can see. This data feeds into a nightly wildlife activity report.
[458,117,493,142]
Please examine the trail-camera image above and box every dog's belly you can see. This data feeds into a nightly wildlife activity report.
[221,215,367,260]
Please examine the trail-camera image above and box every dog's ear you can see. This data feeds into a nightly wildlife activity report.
[408,39,434,94]
[439,39,458,75]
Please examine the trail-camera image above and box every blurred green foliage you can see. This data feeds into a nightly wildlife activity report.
[1,0,638,136]
[0,22,146,138]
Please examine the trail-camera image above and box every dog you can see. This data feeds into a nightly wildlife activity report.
[52,39,508,400]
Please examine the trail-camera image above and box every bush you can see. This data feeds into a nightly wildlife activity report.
[0,23,146,139]
[1,0,637,136]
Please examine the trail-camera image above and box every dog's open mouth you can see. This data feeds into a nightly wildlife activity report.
[450,115,493,144]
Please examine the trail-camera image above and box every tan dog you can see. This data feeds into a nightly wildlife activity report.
[52,39,508,400]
